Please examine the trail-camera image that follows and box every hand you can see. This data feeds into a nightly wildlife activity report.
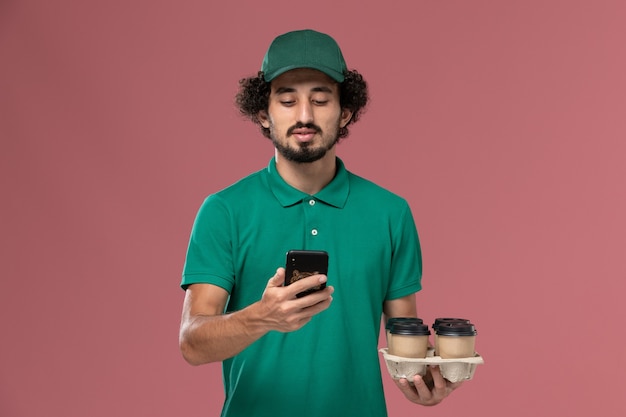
[257,267,334,332]
[394,365,463,406]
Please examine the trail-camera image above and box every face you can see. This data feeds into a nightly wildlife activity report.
[258,68,352,163]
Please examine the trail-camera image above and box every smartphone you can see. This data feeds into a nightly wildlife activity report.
[284,250,329,298]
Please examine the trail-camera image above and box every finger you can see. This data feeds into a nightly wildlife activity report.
[285,274,328,297]
[412,374,434,403]
[429,365,448,393]
[393,378,420,402]
[266,268,286,288]
[429,365,461,394]
[299,289,333,313]
[429,365,463,399]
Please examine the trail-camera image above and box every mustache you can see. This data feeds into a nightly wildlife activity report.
[287,122,322,136]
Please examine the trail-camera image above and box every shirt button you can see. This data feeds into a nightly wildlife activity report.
[309,199,316,206]
[311,229,318,236]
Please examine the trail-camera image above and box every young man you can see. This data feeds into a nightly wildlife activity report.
[179,29,461,417]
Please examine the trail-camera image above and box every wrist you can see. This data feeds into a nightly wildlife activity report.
[238,300,275,337]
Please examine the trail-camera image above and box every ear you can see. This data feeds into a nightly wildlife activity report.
[257,110,270,128]
[339,108,353,128]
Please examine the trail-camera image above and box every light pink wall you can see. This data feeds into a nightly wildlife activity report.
[2,1,625,416]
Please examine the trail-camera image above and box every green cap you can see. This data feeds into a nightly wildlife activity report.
[261,29,347,82]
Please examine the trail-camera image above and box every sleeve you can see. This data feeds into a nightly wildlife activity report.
[385,202,423,300]
[180,194,236,292]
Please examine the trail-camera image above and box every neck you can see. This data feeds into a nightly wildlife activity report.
[274,150,337,195]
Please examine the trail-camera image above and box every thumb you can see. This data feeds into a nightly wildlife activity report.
[267,267,285,288]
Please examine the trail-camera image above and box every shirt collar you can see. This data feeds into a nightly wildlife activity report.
[265,157,349,208]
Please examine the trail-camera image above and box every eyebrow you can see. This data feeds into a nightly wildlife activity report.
[274,86,334,95]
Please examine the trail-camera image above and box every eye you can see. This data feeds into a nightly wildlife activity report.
[312,99,329,106]
[280,100,295,106]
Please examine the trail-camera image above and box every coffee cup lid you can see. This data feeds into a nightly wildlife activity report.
[435,322,477,336]
[432,317,470,331]
[386,317,423,330]
[389,322,431,336]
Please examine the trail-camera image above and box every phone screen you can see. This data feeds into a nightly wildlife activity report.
[284,250,328,297]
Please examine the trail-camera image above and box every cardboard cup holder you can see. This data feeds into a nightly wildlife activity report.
[379,347,484,383]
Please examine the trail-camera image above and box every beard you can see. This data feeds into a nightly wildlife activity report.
[271,121,340,163]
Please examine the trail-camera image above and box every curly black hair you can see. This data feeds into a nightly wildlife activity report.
[235,70,369,140]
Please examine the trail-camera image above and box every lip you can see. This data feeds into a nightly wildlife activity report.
[292,128,317,135]
[291,128,318,142]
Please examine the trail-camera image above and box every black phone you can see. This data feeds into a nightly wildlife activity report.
[284,250,329,298]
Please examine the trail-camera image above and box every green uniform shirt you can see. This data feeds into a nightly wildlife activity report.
[182,157,422,417]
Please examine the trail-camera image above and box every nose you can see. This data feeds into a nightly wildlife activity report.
[296,100,314,124]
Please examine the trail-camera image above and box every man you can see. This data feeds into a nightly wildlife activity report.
[179,29,461,417]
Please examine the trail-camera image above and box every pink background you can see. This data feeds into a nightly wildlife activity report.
[2,1,625,416]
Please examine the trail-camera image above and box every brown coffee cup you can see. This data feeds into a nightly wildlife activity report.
[385,317,423,348]
[432,318,471,355]
[435,322,477,358]
[388,322,430,358]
